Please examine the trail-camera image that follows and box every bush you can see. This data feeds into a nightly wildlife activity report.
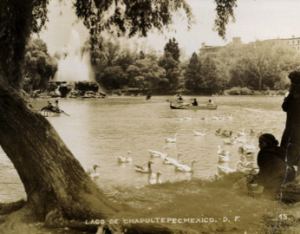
[276,90,289,95]
[252,90,263,95]
[224,87,253,95]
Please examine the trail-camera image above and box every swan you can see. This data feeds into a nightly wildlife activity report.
[175,160,198,172]
[184,116,192,120]
[176,118,184,121]
[163,153,183,165]
[237,128,246,137]
[227,115,233,120]
[165,133,178,143]
[240,151,255,161]
[236,137,247,144]
[149,171,162,184]
[223,137,237,145]
[218,151,230,163]
[135,161,154,173]
[217,145,227,156]
[241,139,256,151]
[193,129,207,136]
[240,155,255,168]
[217,161,244,176]
[117,151,133,163]
[148,146,169,158]
[212,116,219,120]
[86,165,100,178]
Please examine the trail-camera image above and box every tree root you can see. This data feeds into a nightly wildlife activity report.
[0,199,26,215]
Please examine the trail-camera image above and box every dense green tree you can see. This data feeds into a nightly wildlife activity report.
[184,52,202,91]
[23,38,57,93]
[127,58,166,91]
[99,66,127,89]
[0,0,236,233]
[158,52,180,90]
[164,38,180,61]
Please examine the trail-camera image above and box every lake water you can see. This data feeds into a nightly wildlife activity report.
[0,95,287,202]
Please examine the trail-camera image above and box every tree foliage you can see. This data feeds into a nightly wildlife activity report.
[23,38,58,93]
[164,38,180,61]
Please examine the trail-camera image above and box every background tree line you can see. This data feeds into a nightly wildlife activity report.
[25,36,300,95]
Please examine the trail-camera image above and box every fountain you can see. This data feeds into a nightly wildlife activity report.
[56,29,93,82]
[50,29,103,98]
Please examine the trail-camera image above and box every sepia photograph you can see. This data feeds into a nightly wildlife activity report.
[1,0,300,233]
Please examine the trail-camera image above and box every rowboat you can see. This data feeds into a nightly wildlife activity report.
[39,109,69,117]
[170,102,217,110]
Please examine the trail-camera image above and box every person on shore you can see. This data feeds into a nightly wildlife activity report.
[280,70,300,172]
[256,133,295,193]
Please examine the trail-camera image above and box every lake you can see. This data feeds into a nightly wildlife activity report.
[0,95,287,202]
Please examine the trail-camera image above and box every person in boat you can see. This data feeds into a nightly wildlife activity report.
[146,95,151,100]
[207,99,214,105]
[41,101,54,111]
[255,133,295,193]
[191,98,198,106]
[177,94,183,101]
[52,99,62,113]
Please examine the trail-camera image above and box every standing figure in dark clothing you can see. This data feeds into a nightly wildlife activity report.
[256,134,295,192]
[280,70,300,171]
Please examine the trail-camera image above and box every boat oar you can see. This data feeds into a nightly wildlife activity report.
[60,110,70,116]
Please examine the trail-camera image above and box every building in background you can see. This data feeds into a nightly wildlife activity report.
[283,35,300,52]
[200,37,242,56]
[200,35,300,56]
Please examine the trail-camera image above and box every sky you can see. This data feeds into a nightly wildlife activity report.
[39,0,300,58]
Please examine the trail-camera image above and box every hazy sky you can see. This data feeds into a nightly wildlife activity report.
[40,0,300,57]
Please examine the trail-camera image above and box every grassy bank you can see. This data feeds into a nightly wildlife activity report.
[5,172,300,234]
[110,172,300,234]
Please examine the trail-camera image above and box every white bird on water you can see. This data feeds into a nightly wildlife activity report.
[218,151,230,163]
[175,160,198,172]
[165,133,178,143]
[149,171,163,184]
[163,153,183,165]
[193,129,207,136]
[86,165,100,178]
[117,151,133,163]
[148,146,169,158]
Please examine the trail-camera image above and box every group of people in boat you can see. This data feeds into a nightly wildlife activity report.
[41,99,61,113]
[175,94,214,107]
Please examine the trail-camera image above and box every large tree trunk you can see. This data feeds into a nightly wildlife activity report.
[0,82,119,228]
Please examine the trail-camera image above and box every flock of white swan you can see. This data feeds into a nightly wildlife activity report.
[85,115,262,185]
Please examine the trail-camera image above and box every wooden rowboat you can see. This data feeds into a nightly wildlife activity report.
[39,109,70,117]
[170,102,217,110]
